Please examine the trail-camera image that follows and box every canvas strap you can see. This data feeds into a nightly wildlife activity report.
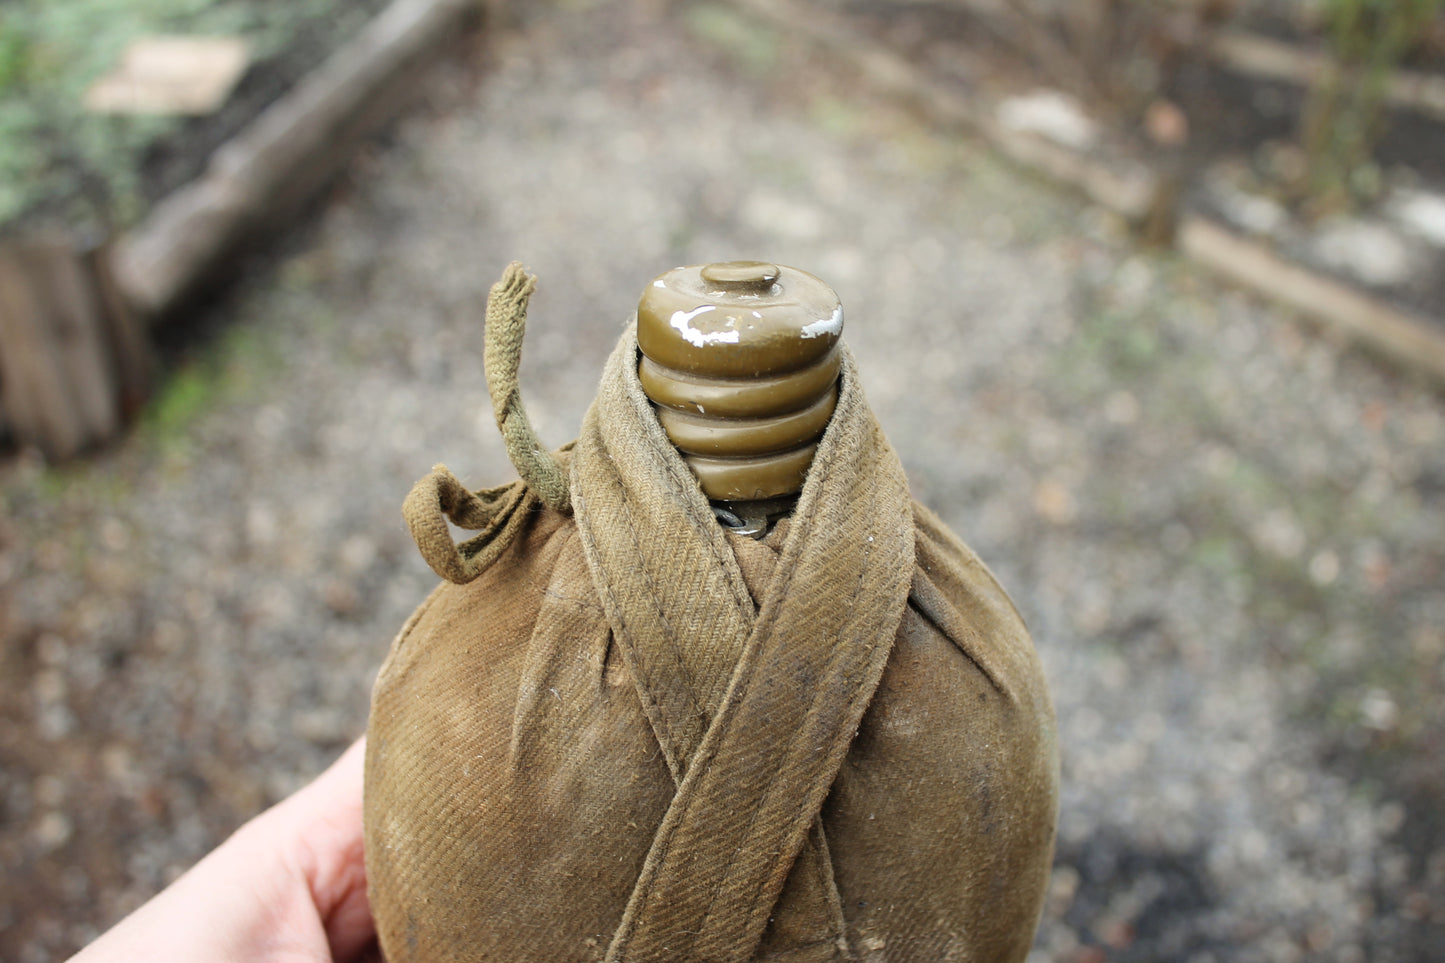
[571,325,915,963]
[402,263,570,584]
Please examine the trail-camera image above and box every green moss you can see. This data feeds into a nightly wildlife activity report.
[135,313,283,455]
[146,363,215,436]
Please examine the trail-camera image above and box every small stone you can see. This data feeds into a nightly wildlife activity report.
[151,619,187,654]
[1308,549,1340,586]
[254,405,289,440]
[1403,889,1433,921]
[337,535,379,574]
[1359,545,1391,591]
[36,704,76,740]
[32,669,65,705]
[1310,219,1417,287]
[1048,864,1080,915]
[1206,169,1286,235]
[100,518,130,553]
[1387,188,1445,247]
[1033,480,1077,525]
[997,90,1099,150]
[246,504,280,548]
[33,811,73,850]
[1359,688,1398,732]
[102,744,143,796]
[324,578,361,616]
[1101,918,1135,949]
[1254,510,1305,560]
[1144,98,1188,147]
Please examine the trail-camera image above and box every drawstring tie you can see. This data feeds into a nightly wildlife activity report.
[483,262,571,514]
[402,262,571,584]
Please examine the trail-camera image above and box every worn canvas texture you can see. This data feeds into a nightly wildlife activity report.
[364,324,1059,963]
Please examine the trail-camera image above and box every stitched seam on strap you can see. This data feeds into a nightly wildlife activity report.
[691,430,842,939]
[614,465,708,736]
[619,466,823,954]
[725,452,880,936]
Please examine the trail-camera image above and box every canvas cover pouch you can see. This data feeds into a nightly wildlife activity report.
[364,267,1059,963]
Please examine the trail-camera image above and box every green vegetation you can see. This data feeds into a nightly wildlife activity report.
[1296,0,1445,213]
[144,361,217,437]
[0,0,379,234]
[138,308,287,443]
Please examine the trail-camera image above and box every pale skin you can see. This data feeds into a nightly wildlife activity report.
[70,738,378,963]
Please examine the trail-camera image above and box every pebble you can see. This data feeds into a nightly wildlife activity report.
[997,89,1100,150]
[32,812,72,851]
[1387,188,1445,247]
[1309,218,1419,287]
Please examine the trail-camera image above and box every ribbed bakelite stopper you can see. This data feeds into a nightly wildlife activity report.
[637,261,843,504]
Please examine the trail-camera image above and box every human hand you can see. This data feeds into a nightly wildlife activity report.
[71,737,377,963]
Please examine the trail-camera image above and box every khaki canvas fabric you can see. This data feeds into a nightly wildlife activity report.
[366,312,1059,962]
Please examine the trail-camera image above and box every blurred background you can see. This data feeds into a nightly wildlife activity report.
[1,0,1443,960]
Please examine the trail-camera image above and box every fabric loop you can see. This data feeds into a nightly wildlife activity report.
[402,464,537,584]
[485,261,572,514]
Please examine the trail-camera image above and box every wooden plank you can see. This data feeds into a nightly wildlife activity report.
[1179,216,1445,385]
[1209,32,1445,124]
[113,0,483,321]
[45,246,120,445]
[84,36,252,116]
[0,238,150,459]
[84,243,153,419]
[0,240,140,459]
[0,245,81,457]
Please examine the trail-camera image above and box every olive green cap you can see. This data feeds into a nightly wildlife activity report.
[637,261,842,379]
[636,261,844,501]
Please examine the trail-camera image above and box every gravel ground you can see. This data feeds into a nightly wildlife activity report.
[3,3,1444,961]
